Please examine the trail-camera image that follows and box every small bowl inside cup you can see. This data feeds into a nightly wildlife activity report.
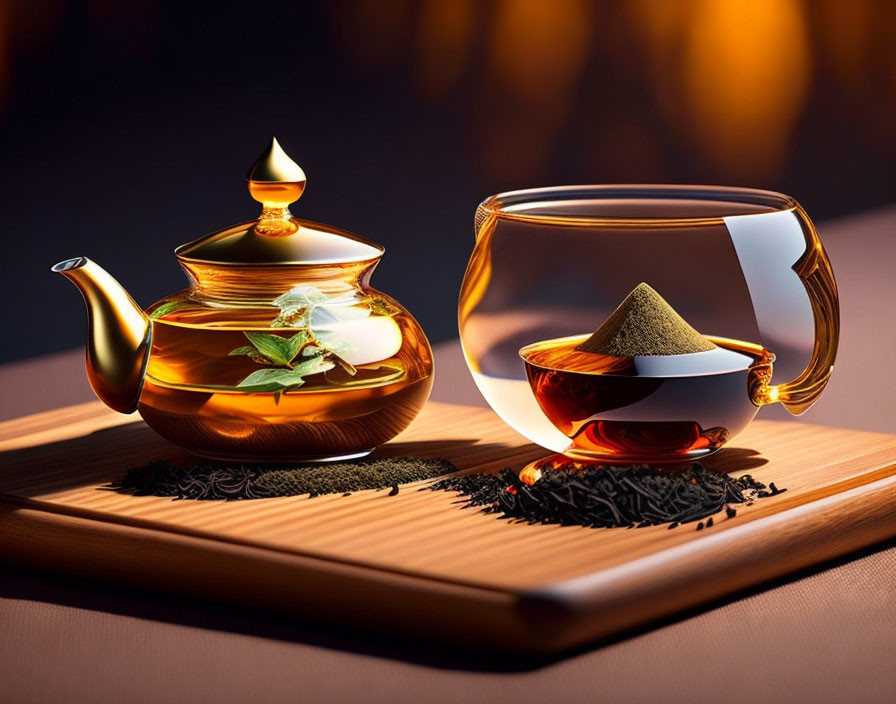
[520,335,774,464]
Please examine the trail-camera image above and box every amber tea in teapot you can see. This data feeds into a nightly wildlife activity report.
[140,291,431,461]
[54,138,433,461]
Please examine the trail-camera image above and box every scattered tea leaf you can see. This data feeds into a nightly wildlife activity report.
[271,286,360,328]
[235,354,335,391]
[271,309,307,328]
[285,330,313,360]
[235,368,307,392]
[331,354,357,376]
[242,331,311,367]
[243,332,295,366]
[290,354,335,377]
[273,285,328,312]
[314,331,355,359]
[368,296,399,316]
[149,301,182,319]
[271,286,330,326]
[228,346,257,357]
[250,354,334,390]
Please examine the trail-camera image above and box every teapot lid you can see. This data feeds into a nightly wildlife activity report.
[175,138,384,266]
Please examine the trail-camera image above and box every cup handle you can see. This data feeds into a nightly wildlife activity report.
[754,207,840,415]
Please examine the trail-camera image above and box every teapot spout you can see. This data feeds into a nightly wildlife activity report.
[51,257,151,414]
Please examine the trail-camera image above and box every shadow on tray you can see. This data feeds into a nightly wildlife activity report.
[703,447,768,472]
[0,417,514,497]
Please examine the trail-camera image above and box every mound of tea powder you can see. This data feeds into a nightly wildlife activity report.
[109,456,457,501]
[430,464,784,529]
[575,282,716,356]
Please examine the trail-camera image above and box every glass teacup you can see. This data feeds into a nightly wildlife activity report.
[458,186,839,469]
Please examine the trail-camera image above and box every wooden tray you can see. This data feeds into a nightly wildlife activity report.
[2,400,896,653]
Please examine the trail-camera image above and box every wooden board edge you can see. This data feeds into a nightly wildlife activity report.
[517,473,896,650]
[0,504,562,654]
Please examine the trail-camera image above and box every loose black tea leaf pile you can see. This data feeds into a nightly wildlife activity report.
[430,463,784,529]
[109,457,457,501]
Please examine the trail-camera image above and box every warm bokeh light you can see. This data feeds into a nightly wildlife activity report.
[477,0,592,181]
[626,0,690,132]
[0,1,7,111]
[487,0,591,100]
[816,0,896,152]
[816,0,874,92]
[1,1,894,188]
[682,0,811,181]
[331,0,414,72]
[415,0,476,100]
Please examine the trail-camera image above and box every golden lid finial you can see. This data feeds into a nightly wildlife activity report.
[247,137,306,235]
[174,135,384,262]
[247,137,306,183]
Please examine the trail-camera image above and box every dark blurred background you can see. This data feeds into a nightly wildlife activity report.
[2,0,895,364]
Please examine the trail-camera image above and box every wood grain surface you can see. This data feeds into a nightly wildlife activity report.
[1,400,895,653]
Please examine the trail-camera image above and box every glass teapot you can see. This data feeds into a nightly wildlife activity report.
[458,185,839,472]
[54,138,433,461]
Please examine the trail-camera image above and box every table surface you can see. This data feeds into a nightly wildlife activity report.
[3,207,896,703]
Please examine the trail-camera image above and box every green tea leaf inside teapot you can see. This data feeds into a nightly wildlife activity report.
[235,356,335,392]
[148,300,182,320]
[240,331,311,367]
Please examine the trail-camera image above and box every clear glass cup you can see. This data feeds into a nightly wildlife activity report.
[458,185,839,467]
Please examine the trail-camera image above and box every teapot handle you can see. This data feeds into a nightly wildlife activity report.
[753,206,840,415]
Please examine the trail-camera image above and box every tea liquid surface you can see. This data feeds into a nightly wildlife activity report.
[520,335,768,463]
[140,305,432,460]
